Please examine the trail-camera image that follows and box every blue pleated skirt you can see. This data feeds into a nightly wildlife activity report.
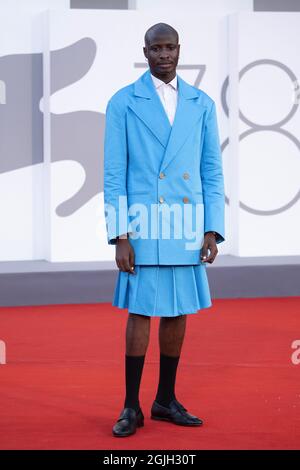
[112,264,212,317]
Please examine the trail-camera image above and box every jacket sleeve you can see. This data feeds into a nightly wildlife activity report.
[200,100,225,244]
[103,97,133,245]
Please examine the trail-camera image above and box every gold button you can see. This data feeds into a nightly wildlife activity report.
[159,172,165,179]
[183,196,189,203]
[159,196,164,203]
[183,172,190,180]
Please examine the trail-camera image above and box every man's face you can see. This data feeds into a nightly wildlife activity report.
[143,33,180,77]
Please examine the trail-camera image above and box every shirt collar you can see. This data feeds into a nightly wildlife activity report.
[151,73,178,90]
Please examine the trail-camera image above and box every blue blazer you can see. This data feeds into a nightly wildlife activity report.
[103,69,225,265]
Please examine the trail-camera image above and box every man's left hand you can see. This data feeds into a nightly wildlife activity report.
[200,232,218,264]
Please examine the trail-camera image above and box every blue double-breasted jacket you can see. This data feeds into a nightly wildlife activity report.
[103,68,225,264]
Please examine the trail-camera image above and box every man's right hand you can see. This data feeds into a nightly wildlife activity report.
[115,236,136,274]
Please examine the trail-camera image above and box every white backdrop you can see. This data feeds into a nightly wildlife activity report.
[230,13,300,255]
[43,9,229,261]
[0,6,299,261]
[0,1,69,261]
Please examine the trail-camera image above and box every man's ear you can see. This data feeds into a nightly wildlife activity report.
[143,46,148,59]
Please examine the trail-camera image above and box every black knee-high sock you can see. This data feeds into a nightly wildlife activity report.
[155,353,180,407]
[124,354,145,412]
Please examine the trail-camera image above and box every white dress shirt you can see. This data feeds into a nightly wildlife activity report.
[151,73,178,125]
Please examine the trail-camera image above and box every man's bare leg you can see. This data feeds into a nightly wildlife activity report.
[126,313,151,356]
[159,315,187,356]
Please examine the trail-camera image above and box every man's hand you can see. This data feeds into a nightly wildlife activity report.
[116,236,136,274]
[200,232,218,264]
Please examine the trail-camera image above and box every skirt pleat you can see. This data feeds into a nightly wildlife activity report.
[112,264,212,317]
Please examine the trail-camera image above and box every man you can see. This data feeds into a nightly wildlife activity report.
[104,22,225,437]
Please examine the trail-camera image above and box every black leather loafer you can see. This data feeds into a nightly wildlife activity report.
[112,407,144,437]
[151,399,203,426]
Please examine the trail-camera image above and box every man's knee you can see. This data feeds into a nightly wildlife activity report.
[129,312,151,321]
[160,315,186,322]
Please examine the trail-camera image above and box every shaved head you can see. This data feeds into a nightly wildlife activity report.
[144,22,179,47]
[143,22,180,82]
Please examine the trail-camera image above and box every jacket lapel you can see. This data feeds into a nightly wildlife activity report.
[129,69,207,171]
[128,69,172,148]
[160,74,207,173]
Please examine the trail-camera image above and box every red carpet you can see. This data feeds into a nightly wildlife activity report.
[0,297,299,450]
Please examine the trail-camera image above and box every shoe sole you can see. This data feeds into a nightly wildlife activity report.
[151,415,203,426]
[112,420,144,437]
